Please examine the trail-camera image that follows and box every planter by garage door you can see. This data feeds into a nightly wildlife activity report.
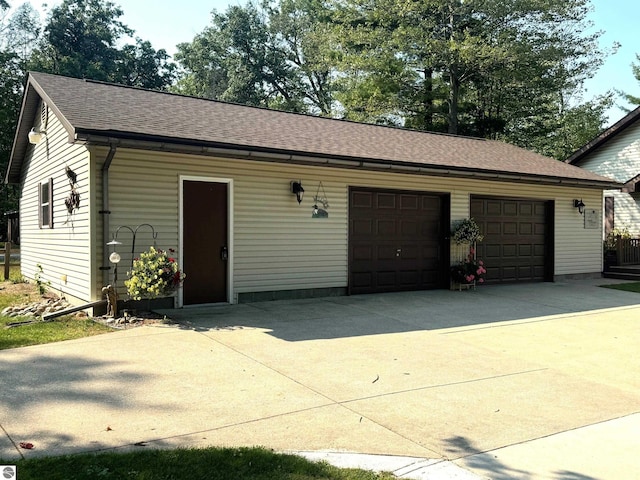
[471,196,554,284]
[349,187,449,294]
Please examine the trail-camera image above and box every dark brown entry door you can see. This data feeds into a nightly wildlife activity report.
[349,188,448,294]
[471,196,552,284]
[183,180,228,304]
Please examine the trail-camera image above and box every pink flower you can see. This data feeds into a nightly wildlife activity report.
[465,274,475,282]
[478,278,485,283]
[478,260,484,266]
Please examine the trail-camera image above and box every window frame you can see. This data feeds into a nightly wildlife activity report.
[39,178,53,229]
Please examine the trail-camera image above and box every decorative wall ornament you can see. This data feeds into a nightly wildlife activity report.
[64,166,80,214]
[312,181,330,218]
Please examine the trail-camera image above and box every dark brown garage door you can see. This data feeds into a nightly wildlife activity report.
[471,196,553,284]
[349,188,449,294]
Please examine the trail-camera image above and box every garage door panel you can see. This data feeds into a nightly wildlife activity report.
[400,195,419,210]
[472,196,551,284]
[486,201,502,215]
[503,202,518,215]
[401,220,419,235]
[503,222,517,235]
[377,193,396,209]
[519,223,533,235]
[352,192,373,209]
[353,246,372,261]
[352,219,373,236]
[520,203,533,215]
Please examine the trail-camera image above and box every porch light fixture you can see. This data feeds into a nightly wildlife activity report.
[28,128,46,145]
[573,199,585,214]
[291,180,304,204]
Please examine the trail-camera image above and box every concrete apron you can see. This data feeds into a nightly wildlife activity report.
[1,279,639,479]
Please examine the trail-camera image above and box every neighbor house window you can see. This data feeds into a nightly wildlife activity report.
[39,178,53,228]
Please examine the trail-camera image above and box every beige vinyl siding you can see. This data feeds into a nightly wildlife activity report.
[574,124,640,236]
[96,148,604,301]
[606,191,640,236]
[19,102,93,304]
[576,126,640,183]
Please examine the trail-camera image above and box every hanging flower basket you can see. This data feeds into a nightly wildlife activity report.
[125,246,186,300]
[451,218,484,244]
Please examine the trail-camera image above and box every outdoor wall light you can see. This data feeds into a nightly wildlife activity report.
[573,199,585,214]
[291,180,304,204]
[28,127,46,145]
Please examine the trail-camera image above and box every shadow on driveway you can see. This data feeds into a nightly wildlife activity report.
[161,280,640,342]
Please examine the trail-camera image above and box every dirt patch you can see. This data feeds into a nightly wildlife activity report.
[0,281,41,300]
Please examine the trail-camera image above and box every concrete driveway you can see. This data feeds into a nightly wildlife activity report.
[1,279,639,479]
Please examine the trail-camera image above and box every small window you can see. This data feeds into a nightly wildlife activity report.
[39,178,53,228]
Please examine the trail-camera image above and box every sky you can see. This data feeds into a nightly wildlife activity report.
[11,0,640,124]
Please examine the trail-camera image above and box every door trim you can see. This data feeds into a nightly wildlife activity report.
[179,175,234,307]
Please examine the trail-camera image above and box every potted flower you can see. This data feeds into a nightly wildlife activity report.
[450,247,486,287]
[451,218,484,244]
[125,246,186,301]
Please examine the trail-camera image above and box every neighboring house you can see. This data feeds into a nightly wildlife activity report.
[6,72,619,308]
[566,106,640,237]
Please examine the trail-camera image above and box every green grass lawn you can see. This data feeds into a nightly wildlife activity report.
[0,269,112,350]
[1,446,396,480]
[600,282,640,293]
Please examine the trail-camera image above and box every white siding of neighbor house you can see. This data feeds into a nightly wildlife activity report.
[18,102,94,304]
[92,148,604,303]
[575,123,640,236]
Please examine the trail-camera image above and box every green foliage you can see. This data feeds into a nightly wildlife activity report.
[34,263,50,295]
[451,248,486,285]
[328,0,611,150]
[2,446,397,479]
[174,0,336,114]
[125,247,185,300]
[619,53,640,107]
[604,226,632,250]
[28,0,175,88]
[451,218,483,244]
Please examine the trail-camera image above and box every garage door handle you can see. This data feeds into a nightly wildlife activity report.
[396,248,401,257]
[220,246,228,261]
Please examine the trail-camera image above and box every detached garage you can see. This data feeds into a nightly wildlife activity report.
[6,72,620,307]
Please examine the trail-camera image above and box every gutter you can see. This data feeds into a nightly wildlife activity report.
[100,146,117,288]
[77,134,622,190]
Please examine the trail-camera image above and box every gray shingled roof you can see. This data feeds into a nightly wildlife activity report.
[7,71,619,187]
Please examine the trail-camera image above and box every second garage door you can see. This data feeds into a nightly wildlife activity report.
[471,196,553,284]
[349,188,449,294]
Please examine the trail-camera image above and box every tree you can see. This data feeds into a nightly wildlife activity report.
[174,0,336,115]
[29,0,175,89]
[174,3,303,110]
[0,2,41,239]
[328,0,611,142]
[619,54,640,107]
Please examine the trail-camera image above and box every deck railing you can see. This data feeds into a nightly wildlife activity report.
[616,237,640,265]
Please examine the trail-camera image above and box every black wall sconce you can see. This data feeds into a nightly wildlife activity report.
[291,180,304,204]
[573,199,585,214]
